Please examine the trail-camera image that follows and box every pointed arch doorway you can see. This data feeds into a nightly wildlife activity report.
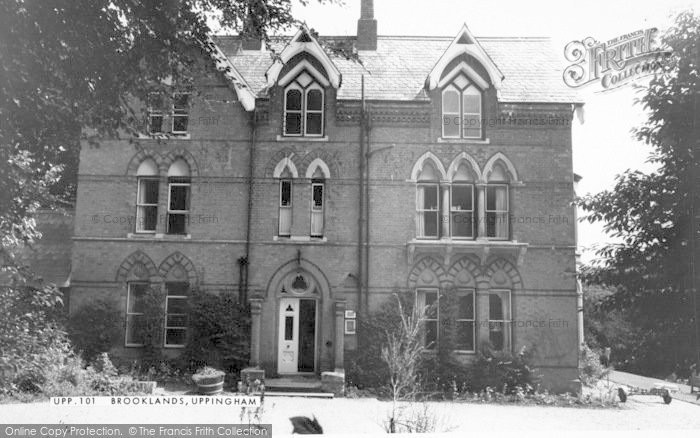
[277,271,319,374]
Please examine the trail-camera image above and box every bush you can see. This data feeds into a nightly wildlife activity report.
[68,297,122,362]
[468,347,540,394]
[579,344,609,386]
[182,291,250,377]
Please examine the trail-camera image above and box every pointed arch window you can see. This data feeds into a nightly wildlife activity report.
[416,162,441,239]
[486,163,509,240]
[442,74,483,139]
[284,73,324,137]
[167,159,191,235]
[450,163,475,239]
[135,158,159,233]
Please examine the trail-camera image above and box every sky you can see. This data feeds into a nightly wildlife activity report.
[287,0,698,264]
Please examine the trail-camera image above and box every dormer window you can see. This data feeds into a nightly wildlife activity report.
[284,73,324,137]
[442,74,482,139]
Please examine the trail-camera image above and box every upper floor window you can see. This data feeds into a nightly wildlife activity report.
[442,74,482,139]
[310,181,324,237]
[135,159,159,233]
[147,92,190,135]
[284,73,324,137]
[415,162,441,239]
[279,179,292,237]
[485,162,510,240]
[167,159,191,235]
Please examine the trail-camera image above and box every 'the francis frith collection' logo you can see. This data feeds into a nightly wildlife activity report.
[563,28,670,91]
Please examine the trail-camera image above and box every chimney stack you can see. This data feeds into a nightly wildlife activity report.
[356,0,377,50]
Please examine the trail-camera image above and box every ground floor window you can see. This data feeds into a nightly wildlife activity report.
[125,282,148,347]
[164,282,189,347]
[488,290,512,351]
[454,289,475,352]
[416,288,439,349]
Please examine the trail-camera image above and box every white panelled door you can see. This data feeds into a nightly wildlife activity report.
[278,298,299,374]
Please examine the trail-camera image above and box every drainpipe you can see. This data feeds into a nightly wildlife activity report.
[357,76,366,315]
[241,109,257,305]
[363,97,371,316]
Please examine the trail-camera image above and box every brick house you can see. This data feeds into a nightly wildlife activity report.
[70,0,582,391]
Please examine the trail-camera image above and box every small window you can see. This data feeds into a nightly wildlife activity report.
[454,290,475,352]
[310,182,324,237]
[283,77,324,137]
[172,93,190,134]
[417,289,439,349]
[441,75,483,139]
[279,180,292,236]
[486,185,508,239]
[416,184,439,239]
[125,283,149,347]
[136,178,159,233]
[488,290,511,351]
[450,184,474,238]
[147,93,165,134]
[164,282,188,347]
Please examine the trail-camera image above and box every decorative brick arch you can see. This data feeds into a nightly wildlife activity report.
[158,252,198,285]
[407,257,449,289]
[300,150,339,179]
[483,257,523,290]
[446,152,482,181]
[447,256,481,288]
[116,251,159,282]
[482,152,519,183]
[265,148,299,178]
[410,151,447,181]
[126,149,166,175]
[162,149,199,176]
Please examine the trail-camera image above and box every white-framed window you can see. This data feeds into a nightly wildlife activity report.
[279,179,292,236]
[125,282,148,347]
[283,75,324,137]
[147,93,165,134]
[164,282,188,347]
[454,289,475,352]
[486,184,509,239]
[310,181,324,237]
[488,290,512,351]
[167,179,190,234]
[416,183,440,239]
[441,74,483,139]
[172,92,190,134]
[416,288,439,350]
[136,178,159,233]
[450,183,474,239]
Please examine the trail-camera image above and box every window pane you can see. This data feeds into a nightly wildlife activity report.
[442,89,460,112]
[286,89,302,110]
[167,314,188,327]
[451,212,473,237]
[307,89,323,110]
[285,113,302,135]
[489,294,504,320]
[458,293,474,319]
[463,92,480,113]
[489,322,504,350]
[279,207,292,236]
[169,185,190,211]
[167,298,188,315]
[173,94,189,111]
[126,315,147,345]
[424,291,438,318]
[313,185,323,208]
[139,180,159,204]
[137,206,158,232]
[463,115,480,138]
[422,185,438,210]
[128,284,148,313]
[165,328,187,346]
[173,115,188,133]
[149,115,164,134]
[285,316,294,340]
[280,181,291,206]
[425,320,438,348]
[443,118,460,137]
[455,321,474,351]
[424,212,438,237]
[451,185,472,210]
[166,283,189,296]
[306,113,322,135]
[148,93,164,110]
[168,214,187,234]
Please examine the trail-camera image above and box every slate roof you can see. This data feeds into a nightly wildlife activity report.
[215,35,581,104]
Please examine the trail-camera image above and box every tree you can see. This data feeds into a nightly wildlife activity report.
[578,10,700,377]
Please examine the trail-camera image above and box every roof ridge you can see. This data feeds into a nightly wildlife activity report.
[214,34,552,40]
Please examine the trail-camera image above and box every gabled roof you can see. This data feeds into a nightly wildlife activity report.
[426,24,504,92]
[215,32,580,104]
[265,25,342,89]
[205,36,256,111]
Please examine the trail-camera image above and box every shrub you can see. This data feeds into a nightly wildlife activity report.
[468,347,540,394]
[68,297,122,362]
[182,291,250,376]
[579,343,609,386]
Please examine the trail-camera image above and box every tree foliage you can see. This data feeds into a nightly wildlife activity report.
[578,11,700,376]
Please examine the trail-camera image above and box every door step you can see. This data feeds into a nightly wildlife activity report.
[258,391,333,398]
[263,376,330,397]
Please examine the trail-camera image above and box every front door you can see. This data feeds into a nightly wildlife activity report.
[278,298,317,374]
